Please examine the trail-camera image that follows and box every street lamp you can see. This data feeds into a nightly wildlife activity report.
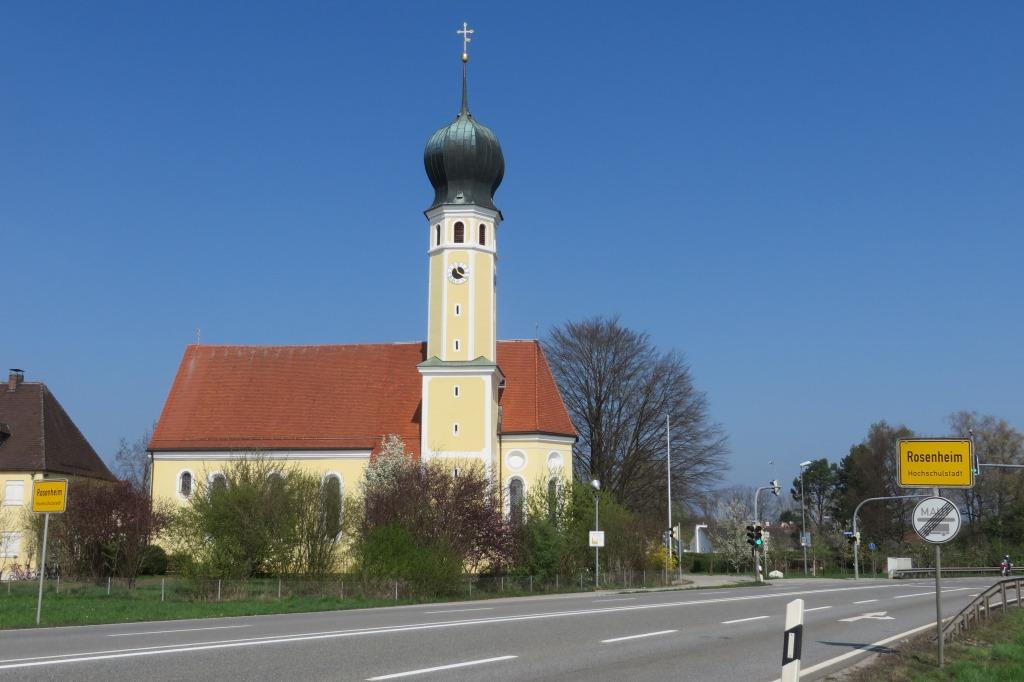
[591,479,601,587]
[799,460,813,576]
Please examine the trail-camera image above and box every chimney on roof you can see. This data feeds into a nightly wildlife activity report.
[8,369,24,392]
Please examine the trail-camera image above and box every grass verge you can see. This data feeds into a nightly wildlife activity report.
[832,606,1024,681]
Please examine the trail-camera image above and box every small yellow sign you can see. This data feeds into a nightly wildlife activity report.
[31,479,68,513]
[897,439,974,489]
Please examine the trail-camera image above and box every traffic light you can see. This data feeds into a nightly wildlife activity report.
[770,480,781,496]
[669,527,676,540]
[746,525,757,547]
[847,532,861,546]
[754,525,764,547]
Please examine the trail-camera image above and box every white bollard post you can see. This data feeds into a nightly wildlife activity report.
[107,576,111,596]
[781,598,805,682]
[161,578,165,602]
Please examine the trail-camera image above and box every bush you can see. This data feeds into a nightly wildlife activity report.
[138,544,168,576]
[359,524,462,596]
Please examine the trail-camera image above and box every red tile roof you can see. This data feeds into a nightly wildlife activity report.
[0,380,116,481]
[149,341,574,456]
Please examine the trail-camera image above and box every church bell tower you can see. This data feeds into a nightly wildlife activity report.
[418,24,505,475]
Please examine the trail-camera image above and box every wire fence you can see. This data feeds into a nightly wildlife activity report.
[1,568,688,603]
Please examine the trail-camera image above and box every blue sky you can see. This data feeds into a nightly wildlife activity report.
[3,2,1022,490]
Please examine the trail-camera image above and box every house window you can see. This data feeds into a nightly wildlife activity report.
[454,304,461,316]
[322,474,343,538]
[454,385,460,397]
[435,224,441,246]
[453,423,460,436]
[479,224,486,245]
[454,339,460,351]
[509,478,525,525]
[453,222,465,243]
[0,531,20,558]
[177,471,193,499]
[2,480,24,506]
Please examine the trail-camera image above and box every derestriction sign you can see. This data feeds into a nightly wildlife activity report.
[31,479,68,513]
[897,439,973,489]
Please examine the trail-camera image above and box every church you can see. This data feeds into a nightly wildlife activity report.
[148,34,576,514]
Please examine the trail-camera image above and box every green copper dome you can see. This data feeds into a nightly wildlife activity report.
[424,62,504,212]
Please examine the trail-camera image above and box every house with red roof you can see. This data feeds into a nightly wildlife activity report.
[148,47,575,515]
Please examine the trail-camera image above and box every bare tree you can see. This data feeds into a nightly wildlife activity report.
[947,411,1024,535]
[545,316,729,517]
[114,424,155,491]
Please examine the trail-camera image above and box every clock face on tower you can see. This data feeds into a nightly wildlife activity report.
[448,262,470,284]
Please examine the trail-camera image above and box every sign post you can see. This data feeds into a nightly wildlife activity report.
[897,438,972,670]
[31,479,68,626]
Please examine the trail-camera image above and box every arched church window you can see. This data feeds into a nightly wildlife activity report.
[178,471,193,498]
[321,474,343,538]
[435,224,441,246]
[478,224,486,245]
[210,473,227,494]
[509,478,525,526]
[548,478,559,521]
[454,222,465,243]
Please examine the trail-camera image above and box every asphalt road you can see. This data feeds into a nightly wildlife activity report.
[0,576,999,681]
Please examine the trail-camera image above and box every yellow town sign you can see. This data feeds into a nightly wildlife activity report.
[31,479,69,514]
[897,439,974,489]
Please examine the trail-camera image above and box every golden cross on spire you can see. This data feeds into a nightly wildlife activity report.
[457,21,474,62]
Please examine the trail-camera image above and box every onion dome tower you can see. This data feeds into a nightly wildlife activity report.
[418,23,505,475]
[423,36,505,212]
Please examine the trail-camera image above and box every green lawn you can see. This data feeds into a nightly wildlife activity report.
[840,606,1024,681]
[0,575,597,629]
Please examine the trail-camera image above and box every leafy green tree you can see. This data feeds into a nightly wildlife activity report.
[833,421,915,549]
[789,458,838,535]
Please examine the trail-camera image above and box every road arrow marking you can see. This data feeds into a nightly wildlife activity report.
[839,611,894,622]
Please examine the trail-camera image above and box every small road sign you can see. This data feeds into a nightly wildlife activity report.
[589,531,605,548]
[800,532,811,548]
[868,542,877,551]
[912,496,961,544]
[897,438,973,489]
[31,479,68,514]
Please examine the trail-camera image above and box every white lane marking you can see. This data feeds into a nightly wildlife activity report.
[839,611,893,622]
[593,598,637,603]
[366,655,517,680]
[852,599,877,605]
[804,606,832,612]
[421,607,493,615]
[0,582,954,670]
[894,587,970,599]
[768,619,944,681]
[722,616,769,624]
[108,625,251,637]
[601,629,676,643]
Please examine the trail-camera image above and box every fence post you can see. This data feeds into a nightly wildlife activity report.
[469,578,472,596]
[217,579,222,601]
[278,577,282,600]
[394,580,398,600]
[580,574,583,590]
[555,574,558,591]
[161,578,165,602]
[1002,583,1008,613]
[107,576,111,596]
[530,575,533,593]
[643,570,646,587]
[341,581,344,600]
[56,575,60,594]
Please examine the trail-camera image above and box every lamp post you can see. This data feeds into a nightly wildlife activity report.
[799,460,813,576]
[592,479,601,587]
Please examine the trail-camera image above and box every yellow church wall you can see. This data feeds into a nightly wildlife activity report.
[472,254,495,360]
[150,456,370,507]
[424,376,487,454]
[499,436,575,506]
[445,249,470,361]
[427,254,444,356]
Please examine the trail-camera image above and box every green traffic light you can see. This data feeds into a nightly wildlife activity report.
[755,539,763,546]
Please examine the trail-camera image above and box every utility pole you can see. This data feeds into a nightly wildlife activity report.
[666,414,673,582]
[799,461,812,576]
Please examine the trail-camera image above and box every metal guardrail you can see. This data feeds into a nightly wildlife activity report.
[891,567,1024,579]
[942,577,1024,643]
